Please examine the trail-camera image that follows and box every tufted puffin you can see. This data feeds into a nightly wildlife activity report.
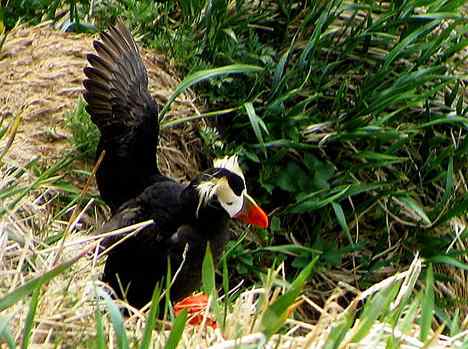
[82,19,268,310]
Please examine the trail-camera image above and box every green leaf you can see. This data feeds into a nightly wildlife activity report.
[449,308,460,337]
[350,282,400,343]
[358,151,408,165]
[299,5,330,67]
[164,259,172,321]
[383,19,440,69]
[419,264,434,342]
[272,39,294,92]
[95,307,106,349]
[140,284,162,349]
[202,244,216,297]
[428,255,468,271]
[274,161,311,193]
[222,257,230,330]
[96,287,129,349]
[445,82,459,107]
[21,287,41,349]
[244,102,269,148]
[322,310,354,349]
[259,244,321,256]
[0,315,15,349]
[260,256,318,337]
[290,185,351,214]
[332,202,353,244]
[456,94,464,115]
[444,157,454,201]
[419,116,468,128]
[202,244,222,324]
[164,309,188,349]
[223,28,238,43]
[437,193,468,225]
[160,107,239,129]
[160,64,263,120]
[400,298,420,335]
[398,195,431,225]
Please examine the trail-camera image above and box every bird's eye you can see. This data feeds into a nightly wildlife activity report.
[226,201,234,206]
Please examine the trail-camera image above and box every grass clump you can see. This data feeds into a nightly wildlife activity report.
[65,98,100,160]
[133,0,467,318]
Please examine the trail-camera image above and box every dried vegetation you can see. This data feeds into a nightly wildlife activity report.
[0,22,203,181]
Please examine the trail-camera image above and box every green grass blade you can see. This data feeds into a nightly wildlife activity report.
[444,81,459,107]
[428,255,468,271]
[383,19,440,69]
[202,243,222,322]
[0,315,15,349]
[244,102,269,148]
[397,195,431,225]
[164,259,172,321]
[95,308,106,349]
[400,298,420,335]
[290,185,351,213]
[260,256,318,338]
[0,249,85,311]
[164,309,188,349]
[358,151,408,165]
[437,194,468,225]
[160,107,239,129]
[332,202,353,244]
[443,157,454,201]
[419,264,434,342]
[323,310,354,349]
[159,64,263,120]
[21,286,40,349]
[96,287,129,349]
[419,116,468,128]
[202,244,216,296]
[449,308,460,337]
[271,38,294,93]
[222,257,229,330]
[299,5,331,67]
[350,282,400,343]
[139,284,162,349]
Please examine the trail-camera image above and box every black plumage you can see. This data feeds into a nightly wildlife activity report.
[83,20,160,213]
[98,176,230,308]
[83,20,268,309]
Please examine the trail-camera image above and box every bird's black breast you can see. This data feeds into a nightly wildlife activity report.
[101,179,230,308]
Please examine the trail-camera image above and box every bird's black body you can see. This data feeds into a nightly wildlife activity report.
[100,178,230,308]
[83,20,232,308]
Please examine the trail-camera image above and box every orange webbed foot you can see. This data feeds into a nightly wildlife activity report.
[174,292,217,329]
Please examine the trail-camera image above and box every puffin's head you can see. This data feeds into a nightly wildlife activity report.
[195,155,269,229]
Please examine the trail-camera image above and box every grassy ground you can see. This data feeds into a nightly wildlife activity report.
[1,0,467,347]
[0,158,466,346]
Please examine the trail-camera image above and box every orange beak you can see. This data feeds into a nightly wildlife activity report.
[234,193,269,228]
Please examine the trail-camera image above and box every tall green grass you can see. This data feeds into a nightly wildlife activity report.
[120,0,467,321]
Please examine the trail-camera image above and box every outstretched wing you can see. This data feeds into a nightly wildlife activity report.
[83,19,160,212]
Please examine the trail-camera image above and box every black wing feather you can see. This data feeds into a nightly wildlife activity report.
[83,19,160,212]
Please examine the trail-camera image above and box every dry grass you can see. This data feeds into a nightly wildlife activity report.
[0,22,203,182]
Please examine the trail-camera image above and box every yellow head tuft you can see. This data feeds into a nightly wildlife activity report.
[213,155,244,182]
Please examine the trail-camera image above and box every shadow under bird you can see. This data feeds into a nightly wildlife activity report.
[82,19,269,310]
